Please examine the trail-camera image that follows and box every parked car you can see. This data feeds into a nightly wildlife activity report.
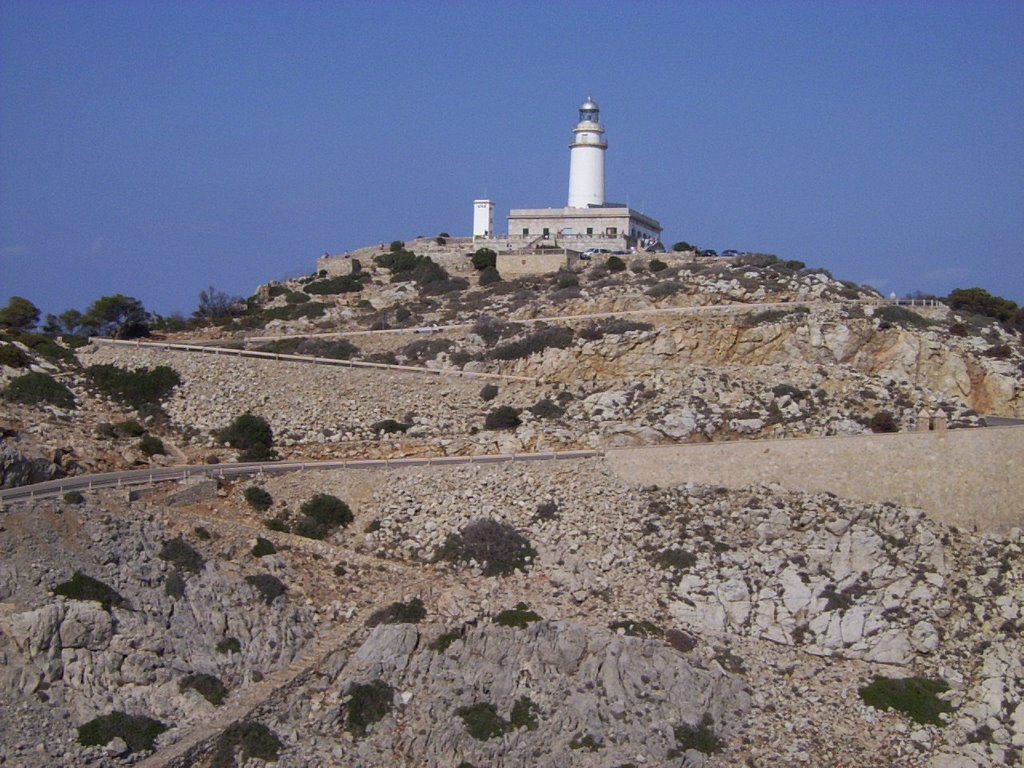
[722,249,740,258]
[644,241,667,253]
[700,249,719,258]
[580,247,612,261]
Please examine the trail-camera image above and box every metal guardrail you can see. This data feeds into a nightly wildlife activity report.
[0,450,602,507]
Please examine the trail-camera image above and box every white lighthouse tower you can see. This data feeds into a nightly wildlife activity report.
[567,96,607,208]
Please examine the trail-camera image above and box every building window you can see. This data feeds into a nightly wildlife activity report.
[522,228,529,236]
[606,227,617,236]
[542,227,550,238]
[586,227,593,235]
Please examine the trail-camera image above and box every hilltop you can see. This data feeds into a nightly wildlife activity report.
[0,247,1022,767]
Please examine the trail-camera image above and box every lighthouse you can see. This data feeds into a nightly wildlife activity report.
[506,97,662,261]
[567,97,607,208]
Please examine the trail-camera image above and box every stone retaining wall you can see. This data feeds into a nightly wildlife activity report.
[606,426,1024,534]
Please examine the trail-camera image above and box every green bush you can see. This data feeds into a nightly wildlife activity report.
[0,343,29,367]
[284,290,309,304]
[489,325,573,361]
[606,255,626,272]
[429,628,463,652]
[578,318,653,341]
[216,637,241,655]
[179,673,228,705]
[471,248,498,271]
[257,337,360,361]
[458,702,510,741]
[297,494,353,537]
[494,603,542,628]
[874,305,933,330]
[371,419,410,435]
[217,413,274,461]
[401,337,451,362]
[528,398,563,419]
[85,364,181,410]
[479,383,499,401]
[244,485,273,511]
[115,419,146,437]
[858,676,952,725]
[210,721,282,768]
[165,570,186,599]
[138,434,166,456]
[672,241,693,252]
[746,306,810,326]
[260,302,327,321]
[947,287,1018,323]
[649,258,668,272]
[672,714,724,755]
[245,574,286,605]
[365,597,426,627]
[53,572,125,610]
[265,517,289,533]
[0,296,40,332]
[305,274,364,295]
[63,490,85,505]
[4,371,75,409]
[652,548,697,570]
[343,680,394,737]
[159,536,205,573]
[478,266,501,285]
[389,240,405,252]
[77,711,167,753]
[436,519,536,577]
[251,537,277,557]
[484,405,521,430]
[510,696,539,731]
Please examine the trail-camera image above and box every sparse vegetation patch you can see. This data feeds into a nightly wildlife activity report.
[365,597,426,626]
[436,519,536,576]
[494,603,542,628]
[343,680,394,737]
[210,720,282,767]
[179,673,228,705]
[858,676,953,725]
[77,711,167,753]
[4,371,76,409]
[53,572,125,610]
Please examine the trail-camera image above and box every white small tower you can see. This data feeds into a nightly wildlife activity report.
[473,199,495,238]
[567,97,607,208]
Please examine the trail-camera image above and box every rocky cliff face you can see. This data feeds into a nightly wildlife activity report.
[241,621,751,768]
[0,497,317,766]
[0,439,62,489]
[500,309,1023,417]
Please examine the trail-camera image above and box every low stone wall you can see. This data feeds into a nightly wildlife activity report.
[606,427,1024,534]
[497,250,570,277]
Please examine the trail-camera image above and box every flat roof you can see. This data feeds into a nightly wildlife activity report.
[508,206,661,230]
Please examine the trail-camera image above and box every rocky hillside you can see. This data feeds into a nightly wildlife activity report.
[1,249,1022,767]
[1,459,1020,767]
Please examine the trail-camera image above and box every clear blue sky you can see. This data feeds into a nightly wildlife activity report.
[2,0,1022,318]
